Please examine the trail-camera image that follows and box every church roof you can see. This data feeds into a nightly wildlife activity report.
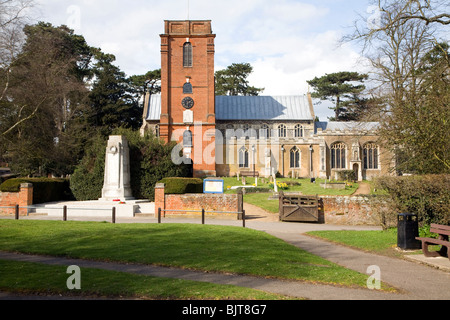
[145,94,315,121]
[215,95,314,121]
[315,121,380,133]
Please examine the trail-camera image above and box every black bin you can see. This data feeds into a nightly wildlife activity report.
[397,213,421,250]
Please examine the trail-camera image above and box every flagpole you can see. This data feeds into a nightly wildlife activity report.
[187,0,190,20]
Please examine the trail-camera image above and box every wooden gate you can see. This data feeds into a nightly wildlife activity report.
[279,192,324,223]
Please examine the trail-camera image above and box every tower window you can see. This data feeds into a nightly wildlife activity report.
[183,130,193,148]
[183,42,193,67]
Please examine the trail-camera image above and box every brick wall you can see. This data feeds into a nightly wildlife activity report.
[0,183,33,216]
[155,183,242,218]
[322,196,379,225]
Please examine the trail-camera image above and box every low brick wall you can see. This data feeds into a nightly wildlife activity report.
[0,183,33,216]
[155,183,243,218]
[322,196,379,225]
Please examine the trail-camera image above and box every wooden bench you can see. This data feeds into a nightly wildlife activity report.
[239,171,259,177]
[416,224,450,260]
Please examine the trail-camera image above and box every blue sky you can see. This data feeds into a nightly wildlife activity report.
[34,0,375,120]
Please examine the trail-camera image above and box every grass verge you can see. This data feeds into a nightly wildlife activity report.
[307,229,443,258]
[0,259,293,300]
[0,220,373,289]
[307,229,399,256]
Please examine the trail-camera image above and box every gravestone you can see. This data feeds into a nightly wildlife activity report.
[100,135,134,201]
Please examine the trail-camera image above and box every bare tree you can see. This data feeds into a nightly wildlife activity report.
[345,0,450,173]
[383,0,449,26]
[0,0,35,133]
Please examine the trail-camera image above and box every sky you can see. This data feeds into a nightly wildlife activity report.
[32,0,376,120]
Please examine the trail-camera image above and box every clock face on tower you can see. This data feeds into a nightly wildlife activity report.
[182,97,194,109]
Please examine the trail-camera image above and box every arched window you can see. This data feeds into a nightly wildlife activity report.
[294,124,303,138]
[183,130,193,148]
[363,143,379,169]
[290,147,300,168]
[278,124,287,138]
[155,124,160,138]
[239,147,249,168]
[183,42,193,67]
[331,142,347,169]
[260,124,270,139]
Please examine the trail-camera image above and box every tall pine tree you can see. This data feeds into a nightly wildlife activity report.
[307,72,368,121]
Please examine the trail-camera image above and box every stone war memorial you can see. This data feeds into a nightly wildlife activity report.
[31,135,153,218]
[100,135,134,202]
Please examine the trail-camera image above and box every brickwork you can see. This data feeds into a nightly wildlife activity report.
[0,183,33,216]
[322,196,379,225]
[155,183,242,217]
[160,20,216,178]
[165,194,240,216]
[154,183,165,215]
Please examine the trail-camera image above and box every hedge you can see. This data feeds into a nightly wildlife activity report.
[374,174,450,226]
[158,177,203,194]
[0,178,74,204]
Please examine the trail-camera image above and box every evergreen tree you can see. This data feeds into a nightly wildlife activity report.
[215,63,264,96]
[88,49,142,135]
[307,72,368,121]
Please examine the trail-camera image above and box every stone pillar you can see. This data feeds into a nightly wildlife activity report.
[100,135,134,201]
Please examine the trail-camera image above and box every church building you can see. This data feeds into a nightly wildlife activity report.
[141,20,394,180]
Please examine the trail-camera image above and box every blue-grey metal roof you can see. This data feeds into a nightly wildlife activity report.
[145,94,314,121]
[215,95,314,121]
[315,121,380,133]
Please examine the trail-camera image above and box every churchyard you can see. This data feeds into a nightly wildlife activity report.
[222,176,361,214]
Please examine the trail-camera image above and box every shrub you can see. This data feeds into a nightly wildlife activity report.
[158,177,203,194]
[0,178,73,204]
[337,170,357,181]
[70,134,106,201]
[373,174,450,227]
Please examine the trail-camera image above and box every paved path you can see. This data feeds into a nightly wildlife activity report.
[353,182,371,195]
[1,215,450,300]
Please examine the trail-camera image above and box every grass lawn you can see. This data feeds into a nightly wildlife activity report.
[222,177,359,196]
[0,259,292,300]
[0,220,378,293]
[243,193,280,213]
[307,228,442,259]
[307,229,399,256]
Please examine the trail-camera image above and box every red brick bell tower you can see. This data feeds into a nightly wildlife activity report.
[159,20,216,177]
